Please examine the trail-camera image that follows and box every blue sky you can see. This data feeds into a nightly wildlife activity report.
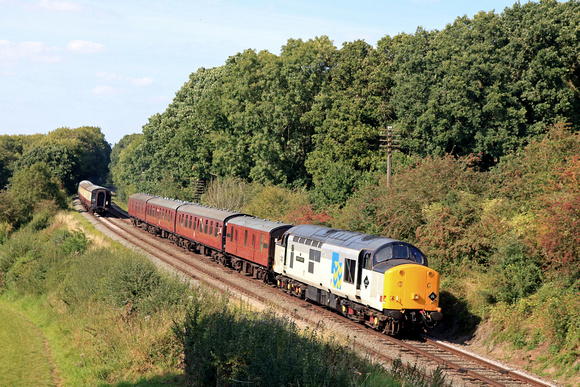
[1,0,532,145]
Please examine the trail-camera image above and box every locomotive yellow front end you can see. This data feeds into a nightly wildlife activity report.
[382,263,442,333]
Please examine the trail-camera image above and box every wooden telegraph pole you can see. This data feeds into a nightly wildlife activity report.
[379,126,399,188]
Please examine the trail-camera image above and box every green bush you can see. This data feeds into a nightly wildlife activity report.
[0,228,41,286]
[491,238,543,304]
[53,229,91,256]
[0,222,12,245]
[104,256,161,309]
[59,247,189,315]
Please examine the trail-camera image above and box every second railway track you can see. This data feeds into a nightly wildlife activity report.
[81,202,558,387]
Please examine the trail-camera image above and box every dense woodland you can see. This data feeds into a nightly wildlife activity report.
[1,0,580,382]
[110,0,580,206]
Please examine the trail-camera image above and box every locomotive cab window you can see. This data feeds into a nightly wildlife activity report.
[362,250,372,270]
[373,243,426,266]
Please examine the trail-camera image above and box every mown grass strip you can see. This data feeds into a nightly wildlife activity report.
[0,301,55,386]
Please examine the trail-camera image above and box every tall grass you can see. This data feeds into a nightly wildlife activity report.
[0,209,192,385]
[178,296,444,387]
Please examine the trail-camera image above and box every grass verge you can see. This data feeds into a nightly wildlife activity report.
[0,300,55,386]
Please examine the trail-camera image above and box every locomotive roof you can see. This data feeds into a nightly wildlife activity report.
[129,193,157,203]
[227,215,292,233]
[287,224,400,252]
[147,196,185,210]
[177,203,244,222]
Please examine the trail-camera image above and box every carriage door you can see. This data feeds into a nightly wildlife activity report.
[281,233,290,271]
[357,249,373,302]
[96,192,105,207]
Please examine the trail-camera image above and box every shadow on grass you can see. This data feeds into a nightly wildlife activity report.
[112,373,184,387]
[428,290,482,343]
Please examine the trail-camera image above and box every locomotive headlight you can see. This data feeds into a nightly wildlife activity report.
[428,271,434,277]
[397,281,403,287]
[412,293,419,300]
[427,283,432,288]
[399,270,405,276]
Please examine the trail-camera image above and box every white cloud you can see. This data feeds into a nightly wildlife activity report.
[67,40,106,54]
[131,77,154,86]
[0,39,62,65]
[37,0,81,12]
[91,85,123,95]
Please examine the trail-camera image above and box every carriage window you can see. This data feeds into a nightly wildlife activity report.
[210,222,213,236]
[260,235,264,252]
[235,229,238,242]
[215,224,220,237]
[252,234,255,248]
[244,230,248,246]
[204,220,208,234]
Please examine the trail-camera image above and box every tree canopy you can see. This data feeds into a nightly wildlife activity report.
[112,0,580,207]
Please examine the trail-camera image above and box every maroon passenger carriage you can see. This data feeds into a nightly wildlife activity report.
[128,193,291,280]
[78,180,111,214]
[175,203,243,258]
[225,216,292,280]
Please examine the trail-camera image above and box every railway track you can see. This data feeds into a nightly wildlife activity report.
[81,202,557,387]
